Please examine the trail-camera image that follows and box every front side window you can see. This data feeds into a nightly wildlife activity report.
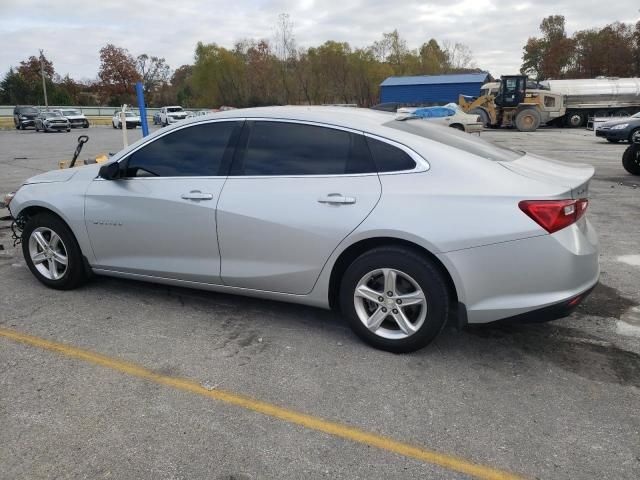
[123,121,239,177]
[234,121,375,176]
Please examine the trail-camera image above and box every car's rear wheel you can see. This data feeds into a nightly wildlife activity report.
[22,213,87,290]
[449,124,465,131]
[628,128,640,143]
[339,247,450,353]
[607,138,620,143]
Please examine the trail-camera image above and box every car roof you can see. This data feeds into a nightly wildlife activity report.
[178,106,401,134]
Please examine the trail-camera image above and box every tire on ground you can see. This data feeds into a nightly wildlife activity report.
[515,108,541,132]
[339,246,450,353]
[622,143,640,175]
[21,212,88,290]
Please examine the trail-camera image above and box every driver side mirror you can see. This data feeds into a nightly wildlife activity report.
[99,162,120,180]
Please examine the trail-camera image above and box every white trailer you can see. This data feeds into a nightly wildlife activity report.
[539,77,640,127]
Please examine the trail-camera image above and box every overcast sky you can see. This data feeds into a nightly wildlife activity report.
[1,0,639,81]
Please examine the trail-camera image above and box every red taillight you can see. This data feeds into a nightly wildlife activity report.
[519,198,588,234]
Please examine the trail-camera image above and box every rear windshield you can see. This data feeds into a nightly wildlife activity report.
[384,119,523,162]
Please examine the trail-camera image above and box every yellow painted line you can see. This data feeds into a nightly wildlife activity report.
[0,327,525,480]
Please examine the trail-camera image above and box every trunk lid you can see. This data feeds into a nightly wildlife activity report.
[499,153,594,199]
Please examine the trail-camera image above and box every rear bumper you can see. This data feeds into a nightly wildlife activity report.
[438,218,599,324]
[492,284,595,324]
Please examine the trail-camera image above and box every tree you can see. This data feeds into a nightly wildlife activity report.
[419,39,448,74]
[521,15,574,80]
[98,44,140,105]
[136,54,171,97]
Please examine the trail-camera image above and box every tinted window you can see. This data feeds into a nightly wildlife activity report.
[366,137,416,172]
[124,121,238,177]
[235,122,375,176]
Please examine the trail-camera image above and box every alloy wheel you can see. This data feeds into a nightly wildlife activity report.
[353,268,427,340]
[28,227,68,280]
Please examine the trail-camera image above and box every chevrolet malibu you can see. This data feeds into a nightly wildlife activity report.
[4,107,599,352]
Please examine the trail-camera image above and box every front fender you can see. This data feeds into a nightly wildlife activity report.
[10,181,96,264]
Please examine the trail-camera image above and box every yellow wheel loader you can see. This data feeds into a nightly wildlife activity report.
[459,75,565,132]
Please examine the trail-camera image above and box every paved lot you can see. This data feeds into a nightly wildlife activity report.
[1,125,639,480]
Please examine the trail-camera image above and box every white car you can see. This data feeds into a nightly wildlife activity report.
[159,106,188,126]
[112,110,141,129]
[53,108,89,128]
[397,105,483,133]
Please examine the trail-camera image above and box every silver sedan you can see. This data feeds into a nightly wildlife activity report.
[4,107,599,352]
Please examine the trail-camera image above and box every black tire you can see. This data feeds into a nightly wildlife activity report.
[83,123,89,128]
[21,212,87,290]
[565,111,585,128]
[607,138,620,143]
[628,128,640,143]
[449,124,465,131]
[339,247,450,353]
[469,108,490,127]
[112,121,117,129]
[515,109,541,132]
[16,123,21,130]
[622,143,640,175]
[66,129,71,132]
[35,125,39,132]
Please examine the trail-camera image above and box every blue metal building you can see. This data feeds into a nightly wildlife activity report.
[379,72,491,105]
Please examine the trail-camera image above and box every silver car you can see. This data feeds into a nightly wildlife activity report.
[4,107,599,352]
[34,110,71,132]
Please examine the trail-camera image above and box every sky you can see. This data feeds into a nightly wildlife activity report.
[1,0,639,82]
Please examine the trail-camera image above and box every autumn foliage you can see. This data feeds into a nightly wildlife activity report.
[522,16,640,80]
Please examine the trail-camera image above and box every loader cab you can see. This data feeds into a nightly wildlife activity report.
[496,75,527,108]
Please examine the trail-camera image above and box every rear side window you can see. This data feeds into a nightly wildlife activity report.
[366,137,416,172]
[234,121,376,176]
[124,121,239,177]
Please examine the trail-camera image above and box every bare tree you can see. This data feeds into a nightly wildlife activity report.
[273,13,295,103]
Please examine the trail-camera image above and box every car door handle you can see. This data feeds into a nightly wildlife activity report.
[317,193,356,205]
[181,190,214,201]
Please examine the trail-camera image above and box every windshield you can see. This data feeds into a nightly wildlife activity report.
[62,110,80,115]
[167,107,183,113]
[20,107,38,114]
[385,119,523,162]
[45,111,62,117]
[632,112,640,119]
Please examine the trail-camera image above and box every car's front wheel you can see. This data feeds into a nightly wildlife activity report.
[339,247,450,353]
[22,213,87,290]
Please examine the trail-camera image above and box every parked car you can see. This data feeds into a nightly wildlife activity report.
[159,106,187,126]
[595,111,640,143]
[53,108,89,128]
[152,112,162,125]
[622,130,640,175]
[13,105,39,130]
[4,106,598,353]
[112,110,141,129]
[397,105,484,133]
[34,110,70,132]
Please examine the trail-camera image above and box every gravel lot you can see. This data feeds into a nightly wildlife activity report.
[1,124,639,480]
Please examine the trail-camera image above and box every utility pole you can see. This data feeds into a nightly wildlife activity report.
[39,49,48,109]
